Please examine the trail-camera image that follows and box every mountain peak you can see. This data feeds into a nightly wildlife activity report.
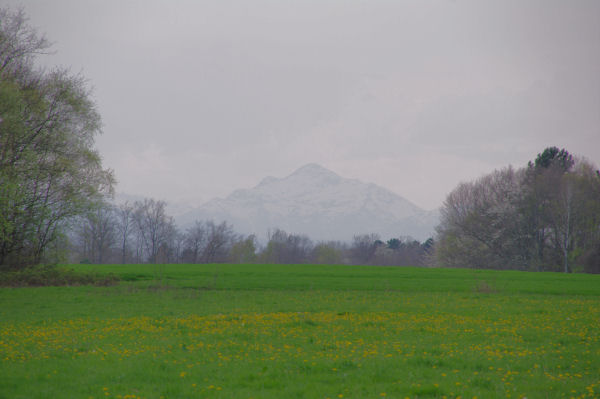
[178,164,438,242]
[289,163,341,179]
[258,175,278,186]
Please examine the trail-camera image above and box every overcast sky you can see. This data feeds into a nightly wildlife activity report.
[8,0,600,209]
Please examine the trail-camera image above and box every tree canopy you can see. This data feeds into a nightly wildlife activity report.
[0,8,114,269]
[436,147,600,273]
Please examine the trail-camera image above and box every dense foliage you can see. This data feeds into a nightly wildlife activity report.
[436,147,600,273]
[0,8,114,269]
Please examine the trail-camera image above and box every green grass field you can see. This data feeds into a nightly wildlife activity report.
[1,264,599,399]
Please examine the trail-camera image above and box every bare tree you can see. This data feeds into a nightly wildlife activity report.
[349,233,381,265]
[168,228,185,264]
[76,203,116,264]
[183,221,206,263]
[0,7,51,79]
[547,163,600,273]
[201,221,234,263]
[261,229,313,264]
[576,162,600,273]
[133,199,174,263]
[115,202,134,263]
[550,176,575,273]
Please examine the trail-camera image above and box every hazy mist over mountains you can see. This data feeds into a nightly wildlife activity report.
[12,1,599,211]
[151,164,440,242]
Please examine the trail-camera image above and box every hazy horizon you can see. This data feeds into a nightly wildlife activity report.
[116,162,441,211]
[7,0,600,209]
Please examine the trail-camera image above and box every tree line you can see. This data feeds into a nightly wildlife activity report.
[435,147,600,273]
[71,199,434,266]
[74,199,230,264]
[74,149,600,274]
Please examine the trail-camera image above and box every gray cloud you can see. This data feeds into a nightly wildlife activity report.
[9,0,600,209]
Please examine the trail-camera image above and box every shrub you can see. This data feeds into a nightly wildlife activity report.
[0,265,119,287]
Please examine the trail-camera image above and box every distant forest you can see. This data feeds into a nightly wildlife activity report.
[6,146,599,274]
[67,198,436,268]
[60,146,600,274]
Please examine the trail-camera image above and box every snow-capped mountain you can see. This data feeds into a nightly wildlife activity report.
[176,163,439,242]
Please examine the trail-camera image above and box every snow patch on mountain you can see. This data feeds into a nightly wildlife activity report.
[176,163,439,242]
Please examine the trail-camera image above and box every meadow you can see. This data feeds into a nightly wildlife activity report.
[1,264,599,399]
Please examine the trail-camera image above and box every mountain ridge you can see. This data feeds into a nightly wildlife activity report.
[176,163,439,242]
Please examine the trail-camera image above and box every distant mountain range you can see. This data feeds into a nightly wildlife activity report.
[174,163,439,242]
